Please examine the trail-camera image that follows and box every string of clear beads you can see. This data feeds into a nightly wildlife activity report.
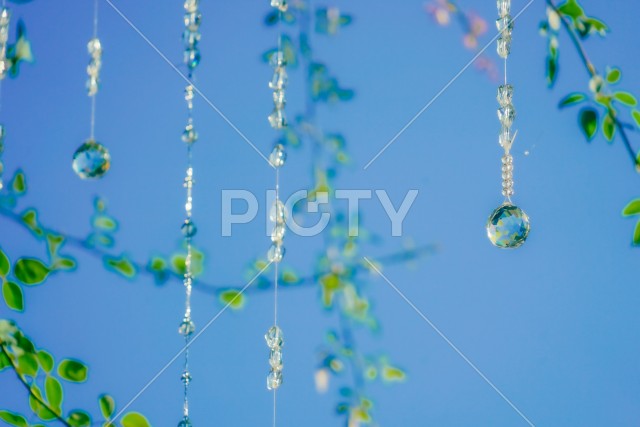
[0,8,10,79]
[86,38,102,96]
[177,0,201,426]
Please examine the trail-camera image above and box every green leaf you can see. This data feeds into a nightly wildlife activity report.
[613,91,637,106]
[121,412,150,427]
[20,209,44,238]
[93,215,118,231]
[13,258,50,285]
[170,254,186,275]
[634,221,640,246]
[603,114,615,141]
[583,17,608,35]
[10,170,26,194]
[557,0,584,19]
[558,93,586,108]
[46,234,65,257]
[67,410,91,427]
[2,281,24,311]
[381,365,407,382]
[37,350,54,373]
[94,197,107,213]
[45,376,63,412]
[103,255,137,279]
[632,110,640,128]
[52,257,77,271]
[218,289,245,309]
[98,394,116,420]
[281,269,300,284]
[622,199,640,216]
[606,68,621,84]
[0,410,28,427]
[579,108,598,141]
[57,359,88,383]
[28,387,57,421]
[17,353,38,376]
[0,248,10,276]
[546,56,558,87]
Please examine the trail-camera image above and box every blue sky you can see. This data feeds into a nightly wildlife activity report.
[1,0,639,426]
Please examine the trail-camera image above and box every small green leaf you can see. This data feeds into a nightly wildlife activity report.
[93,215,118,231]
[121,412,150,427]
[281,269,300,284]
[10,170,26,194]
[94,197,107,213]
[2,281,24,311]
[57,359,88,383]
[0,248,10,276]
[634,222,640,246]
[20,209,43,238]
[583,17,608,35]
[170,254,186,275]
[103,255,137,279]
[17,353,38,376]
[557,0,584,19]
[45,376,63,412]
[632,110,640,128]
[13,258,50,285]
[46,234,65,257]
[98,394,116,420]
[29,387,57,421]
[0,410,28,427]
[622,199,640,216]
[613,91,637,107]
[603,114,616,141]
[37,350,54,373]
[218,289,245,309]
[606,68,621,84]
[52,257,77,271]
[381,365,407,383]
[578,108,598,141]
[67,410,91,427]
[558,93,586,108]
[546,56,558,87]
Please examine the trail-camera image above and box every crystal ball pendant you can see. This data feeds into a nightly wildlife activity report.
[72,139,110,179]
[486,203,530,248]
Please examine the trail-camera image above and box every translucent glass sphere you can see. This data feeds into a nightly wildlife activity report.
[486,203,530,248]
[72,140,110,179]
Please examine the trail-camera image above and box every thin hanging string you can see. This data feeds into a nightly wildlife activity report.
[89,0,99,140]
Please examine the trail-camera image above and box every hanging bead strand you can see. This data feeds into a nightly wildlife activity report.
[486,0,530,249]
[177,1,201,426]
[265,0,288,406]
[72,0,110,180]
[0,5,10,191]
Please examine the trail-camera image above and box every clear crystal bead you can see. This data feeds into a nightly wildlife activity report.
[271,222,286,243]
[177,416,192,427]
[497,104,515,128]
[0,26,9,43]
[184,48,201,70]
[269,348,283,370]
[183,29,201,48]
[0,59,8,79]
[178,318,195,336]
[271,0,288,12]
[270,51,286,68]
[181,370,192,385]
[184,0,199,13]
[267,243,285,263]
[87,38,102,56]
[184,12,202,31]
[181,219,197,238]
[269,200,286,223]
[268,108,287,129]
[497,84,513,106]
[182,123,198,144]
[497,36,511,58]
[72,140,110,179]
[269,143,287,168]
[265,326,284,348]
[496,15,513,33]
[497,0,510,17]
[87,62,101,77]
[499,126,513,150]
[86,78,99,96]
[267,369,283,390]
[269,67,288,90]
[0,8,10,27]
[486,203,530,249]
[273,89,286,109]
[185,85,195,101]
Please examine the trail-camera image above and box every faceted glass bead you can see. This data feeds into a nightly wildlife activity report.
[497,84,513,107]
[87,38,102,57]
[182,124,198,144]
[87,62,101,77]
[271,222,286,243]
[72,140,110,179]
[269,67,288,90]
[177,416,192,427]
[181,219,197,238]
[271,0,288,12]
[497,0,511,17]
[0,26,8,43]
[185,85,195,102]
[498,104,515,128]
[268,108,287,129]
[497,36,511,58]
[184,12,202,31]
[0,59,8,79]
[267,369,283,390]
[178,318,196,336]
[183,29,201,48]
[265,326,284,348]
[273,89,286,109]
[496,15,513,33]
[86,78,99,96]
[267,243,285,263]
[181,370,192,385]
[184,48,201,70]
[486,204,530,249]
[184,0,199,13]
[269,200,287,223]
[269,348,283,370]
[0,8,10,27]
[269,143,287,168]
[499,126,513,150]
[269,51,286,68]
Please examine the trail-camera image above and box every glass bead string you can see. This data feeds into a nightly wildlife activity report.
[0,0,9,191]
[90,0,98,141]
[265,1,289,426]
[177,0,202,426]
